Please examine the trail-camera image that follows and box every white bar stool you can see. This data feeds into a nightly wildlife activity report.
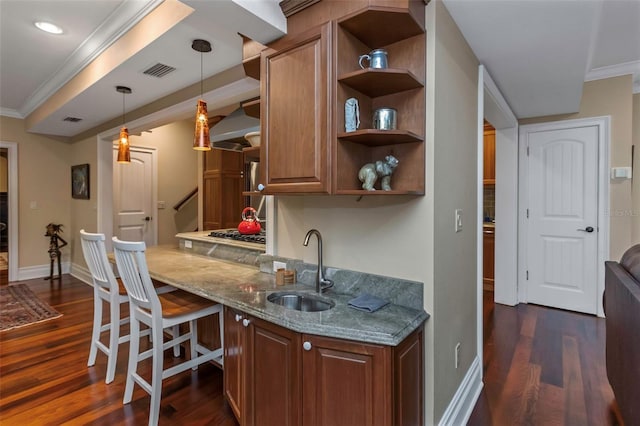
[112,237,223,426]
[80,229,132,384]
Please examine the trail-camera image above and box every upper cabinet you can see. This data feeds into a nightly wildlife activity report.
[483,125,495,185]
[261,22,332,194]
[260,1,426,195]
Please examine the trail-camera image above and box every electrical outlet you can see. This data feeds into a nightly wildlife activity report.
[184,240,192,249]
[455,343,461,369]
[455,209,463,232]
[273,261,286,272]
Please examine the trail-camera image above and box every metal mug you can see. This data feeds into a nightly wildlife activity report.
[358,48,388,69]
[373,108,397,130]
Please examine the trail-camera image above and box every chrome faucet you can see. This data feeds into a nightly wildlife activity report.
[303,229,334,293]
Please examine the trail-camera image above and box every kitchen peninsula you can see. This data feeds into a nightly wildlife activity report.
[139,231,428,425]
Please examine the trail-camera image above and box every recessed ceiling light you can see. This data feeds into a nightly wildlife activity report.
[35,21,63,34]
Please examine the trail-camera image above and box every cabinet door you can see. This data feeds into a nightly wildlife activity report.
[223,307,243,423]
[243,316,302,426]
[483,228,495,289]
[483,129,496,184]
[203,149,244,230]
[392,326,424,426]
[261,22,332,194]
[302,334,392,426]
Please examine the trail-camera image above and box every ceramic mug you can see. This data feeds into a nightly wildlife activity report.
[358,49,388,69]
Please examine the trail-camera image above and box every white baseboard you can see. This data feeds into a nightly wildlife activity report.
[438,356,483,426]
[18,262,71,281]
[70,263,93,286]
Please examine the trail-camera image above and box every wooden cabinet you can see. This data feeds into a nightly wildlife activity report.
[223,307,424,426]
[483,127,495,184]
[261,23,332,194]
[334,7,425,195]
[483,226,495,290]
[202,149,244,230]
[242,315,302,426]
[223,307,244,422]
[260,3,426,195]
[301,334,391,426]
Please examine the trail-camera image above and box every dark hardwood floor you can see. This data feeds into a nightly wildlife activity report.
[469,291,620,426]
[0,275,238,425]
[1,278,620,425]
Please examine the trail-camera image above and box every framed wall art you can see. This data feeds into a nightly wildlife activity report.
[71,164,90,200]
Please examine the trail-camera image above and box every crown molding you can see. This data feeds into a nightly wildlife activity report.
[585,60,640,94]
[0,108,24,119]
[19,0,165,118]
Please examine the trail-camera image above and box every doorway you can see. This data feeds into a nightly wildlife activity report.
[0,148,7,284]
[112,146,158,246]
[477,65,519,378]
[518,117,609,316]
[0,142,17,283]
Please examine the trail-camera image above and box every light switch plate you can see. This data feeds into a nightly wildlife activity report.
[184,240,192,249]
[273,261,286,272]
[455,209,463,233]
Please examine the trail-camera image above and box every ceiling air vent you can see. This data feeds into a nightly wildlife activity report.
[143,63,176,78]
[63,116,82,123]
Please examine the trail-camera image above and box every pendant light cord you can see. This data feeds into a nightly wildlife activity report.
[200,50,204,98]
[122,91,126,126]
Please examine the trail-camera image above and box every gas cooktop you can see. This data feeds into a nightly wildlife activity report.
[208,229,266,244]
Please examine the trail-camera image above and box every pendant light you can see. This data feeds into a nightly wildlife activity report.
[116,86,132,163]
[192,39,212,151]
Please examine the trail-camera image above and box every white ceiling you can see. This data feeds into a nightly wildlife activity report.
[443,0,640,118]
[0,0,638,137]
[0,0,285,137]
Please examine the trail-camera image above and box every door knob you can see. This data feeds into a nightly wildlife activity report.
[142,216,151,222]
[235,314,242,322]
[242,318,250,327]
[303,341,312,351]
[577,226,594,233]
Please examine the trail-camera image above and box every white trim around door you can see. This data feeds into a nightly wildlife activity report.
[518,116,610,317]
[0,141,18,282]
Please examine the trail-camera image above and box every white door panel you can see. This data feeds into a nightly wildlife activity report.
[113,148,155,245]
[527,126,598,314]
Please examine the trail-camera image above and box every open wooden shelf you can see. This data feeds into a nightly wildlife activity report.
[335,189,424,196]
[338,129,423,146]
[242,98,260,119]
[243,55,260,80]
[338,7,424,47]
[338,68,423,97]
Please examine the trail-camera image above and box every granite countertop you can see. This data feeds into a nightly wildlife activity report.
[134,246,427,346]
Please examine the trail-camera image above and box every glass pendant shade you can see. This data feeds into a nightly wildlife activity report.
[117,126,130,163]
[193,99,211,151]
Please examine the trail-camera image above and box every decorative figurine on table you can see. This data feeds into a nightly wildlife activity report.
[44,223,67,281]
[358,155,399,191]
[344,97,360,132]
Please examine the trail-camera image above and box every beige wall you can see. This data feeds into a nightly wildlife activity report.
[521,75,634,259]
[0,116,72,268]
[127,119,198,245]
[274,1,479,423]
[430,0,479,420]
[633,93,640,244]
[69,137,98,268]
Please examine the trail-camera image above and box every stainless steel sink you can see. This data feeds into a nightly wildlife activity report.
[267,291,335,312]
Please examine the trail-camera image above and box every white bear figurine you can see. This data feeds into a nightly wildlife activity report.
[358,155,399,191]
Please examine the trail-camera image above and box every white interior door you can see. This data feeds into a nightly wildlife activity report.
[113,147,156,245]
[526,125,599,314]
